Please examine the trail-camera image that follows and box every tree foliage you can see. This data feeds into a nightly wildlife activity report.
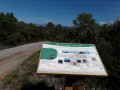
[73,13,97,28]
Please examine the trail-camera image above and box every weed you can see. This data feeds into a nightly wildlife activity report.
[2,71,18,85]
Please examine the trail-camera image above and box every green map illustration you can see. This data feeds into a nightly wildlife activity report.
[41,48,58,60]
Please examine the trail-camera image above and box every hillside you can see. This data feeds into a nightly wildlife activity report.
[0,12,120,90]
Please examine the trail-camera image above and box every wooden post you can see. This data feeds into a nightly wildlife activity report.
[73,85,85,90]
[64,76,86,90]
[65,76,73,90]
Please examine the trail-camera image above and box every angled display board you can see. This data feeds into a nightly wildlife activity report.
[37,43,108,76]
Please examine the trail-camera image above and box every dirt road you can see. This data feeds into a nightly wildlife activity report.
[0,42,42,80]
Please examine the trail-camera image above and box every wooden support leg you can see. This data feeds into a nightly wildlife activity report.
[65,76,73,90]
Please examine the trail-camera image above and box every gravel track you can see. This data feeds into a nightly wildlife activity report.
[0,42,42,80]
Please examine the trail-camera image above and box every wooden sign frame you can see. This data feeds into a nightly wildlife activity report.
[36,42,108,76]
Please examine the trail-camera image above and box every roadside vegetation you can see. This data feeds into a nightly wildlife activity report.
[0,12,120,90]
[1,50,64,90]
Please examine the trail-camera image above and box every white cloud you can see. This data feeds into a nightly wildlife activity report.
[18,17,52,24]
[44,20,52,24]
[18,18,45,21]
[110,21,114,24]
[99,21,114,25]
[99,22,107,25]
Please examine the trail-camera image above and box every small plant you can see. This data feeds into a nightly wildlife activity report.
[2,71,18,85]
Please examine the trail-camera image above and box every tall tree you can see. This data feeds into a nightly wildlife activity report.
[73,13,97,28]
[46,22,55,30]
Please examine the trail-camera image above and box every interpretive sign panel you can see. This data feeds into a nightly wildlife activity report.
[37,43,108,76]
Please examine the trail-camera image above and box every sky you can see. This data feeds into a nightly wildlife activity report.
[0,0,120,26]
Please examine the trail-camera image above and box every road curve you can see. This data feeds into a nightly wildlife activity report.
[0,42,42,80]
